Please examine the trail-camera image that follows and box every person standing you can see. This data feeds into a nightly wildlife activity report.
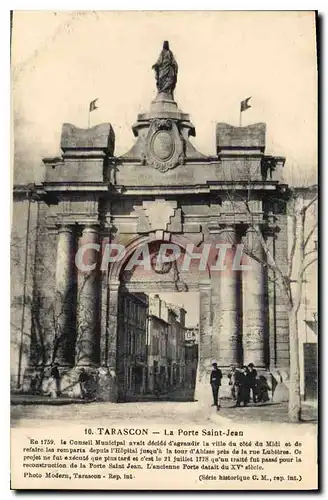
[78,368,90,400]
[228,365,238,400]
[257,375,270,403]
[50,362,61,397]
[235,366,250,407]
[247,363,258,403]
[210,362,222,411]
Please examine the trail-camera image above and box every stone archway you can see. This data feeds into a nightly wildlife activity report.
[107,233,212,402]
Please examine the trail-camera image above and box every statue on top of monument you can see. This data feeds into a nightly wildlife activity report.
[152,41,178,99]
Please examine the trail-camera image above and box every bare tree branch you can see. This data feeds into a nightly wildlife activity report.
[304,222,317,250]
[287,210,297,279]
[301,194,318,214]
[304,249,318,259]
[301,257,318,279]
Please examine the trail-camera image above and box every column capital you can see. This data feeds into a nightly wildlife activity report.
[79,223,100,237]
[217,224,238,245]
[220,224,236,232]
[209,221,241,235]
[108,279,121,292]
[57,223,75,234]
[198,279,211,291]
[83,222,100,230]
[245,225,259,234]
[245,226,265,260]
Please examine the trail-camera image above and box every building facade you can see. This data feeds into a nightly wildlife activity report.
[117,292,148,400]
[11,50,292,402]
[147,294,186,394]
[184,327,199,391]
[167,305,186,389]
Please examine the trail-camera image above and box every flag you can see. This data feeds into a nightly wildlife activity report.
[89,98,99,112]
[240,96,252,113]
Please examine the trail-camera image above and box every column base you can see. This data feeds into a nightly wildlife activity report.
[194,370,212,407]
[271,367,290,403]
[59,366,118,401]
[96,366,118,402]
[20,364,119,401]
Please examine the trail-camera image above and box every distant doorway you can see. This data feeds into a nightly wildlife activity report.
[115,238,205,402]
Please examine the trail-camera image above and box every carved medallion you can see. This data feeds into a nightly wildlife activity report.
[152,131,174,160]
[142,118,185,172]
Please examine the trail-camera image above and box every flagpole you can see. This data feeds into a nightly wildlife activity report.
[88,107,90,129]
[239,109,242,127]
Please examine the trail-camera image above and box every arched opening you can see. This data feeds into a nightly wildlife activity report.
[112,235,210,402]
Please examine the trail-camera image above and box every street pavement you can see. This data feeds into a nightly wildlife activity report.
[11,398,317,428]
[11,400,213,428]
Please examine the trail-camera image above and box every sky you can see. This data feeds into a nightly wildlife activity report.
[154,292,200,328]
[12,11,317,185]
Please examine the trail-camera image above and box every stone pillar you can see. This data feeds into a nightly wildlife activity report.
[76,225,100,366]
[55,224,75,365]
[195,280,212,404]
[107,280,120,401]
[218,225,240,368]
[99,267,109,366]
[243,227,267,367]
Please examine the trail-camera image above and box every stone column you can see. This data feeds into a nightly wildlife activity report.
[76,225,100,366]
[243,227,267,367]
[107,280,120,401]
[218,225,240,368]
[194,280,212,404]
[55,224,75,365]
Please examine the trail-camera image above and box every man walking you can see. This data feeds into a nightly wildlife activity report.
[210,362,222,411]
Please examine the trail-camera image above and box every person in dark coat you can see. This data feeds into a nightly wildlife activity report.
[247,363,258,403]
[235,366,250,407]
[257,375,270,403]
[50,362,61,397]
[210,362,222,411]
[78,368,90,400]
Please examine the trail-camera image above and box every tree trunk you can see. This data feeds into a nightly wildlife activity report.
[288,308,301,422]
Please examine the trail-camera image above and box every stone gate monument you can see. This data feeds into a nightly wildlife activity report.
[11,42,289,401]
